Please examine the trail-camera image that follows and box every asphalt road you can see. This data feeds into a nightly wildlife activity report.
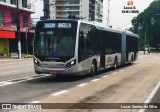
[0,59,34,81]
[0,53,160,112]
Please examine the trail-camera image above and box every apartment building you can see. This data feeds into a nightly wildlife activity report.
[49,0,103,22]
[0,0,35,57]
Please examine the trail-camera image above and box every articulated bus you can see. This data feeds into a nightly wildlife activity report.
[33,19,138,76]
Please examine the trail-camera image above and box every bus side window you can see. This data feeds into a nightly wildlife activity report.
[78,29,89,61]
[78,23,91,62]
[78,31,84,62]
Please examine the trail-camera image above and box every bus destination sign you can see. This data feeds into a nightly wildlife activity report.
[44,23,72,28]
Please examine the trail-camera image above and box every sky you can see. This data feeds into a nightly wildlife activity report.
[31,0,155,29]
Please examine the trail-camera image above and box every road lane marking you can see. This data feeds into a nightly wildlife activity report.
[144,81,160,103]
[77,83,88,87]
[112,72,118,74]
[138,81,160,112]
[91,79,100,82]
[0,81,13,87]
[7,74,50,82]
[27,77,34,80]
[51,90,69,96]
[30,101,40,103]
[0,74,51,87]
[120,70,124,72]
[102,75,109,78]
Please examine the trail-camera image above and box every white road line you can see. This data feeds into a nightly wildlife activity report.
[0,74,51,87]
[51,90,69,96]
[77,83,88,87]
[27,77,34,80]
[0,81,13,87]
[30,101,40,103]
[120,70,124,72]
[8,74,49,82]
[6,76,30,82]
[91,79,100,82]
[102,75,109,78]
[144,81,160,103]
[138,81,160,112]
[112,72,118,74]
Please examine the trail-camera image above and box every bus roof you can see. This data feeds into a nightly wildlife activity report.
[78,20,124,34]
[125,30,139,38]
[36,19,139,38]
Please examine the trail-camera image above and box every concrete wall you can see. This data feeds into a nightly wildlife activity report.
[80,0,89,21]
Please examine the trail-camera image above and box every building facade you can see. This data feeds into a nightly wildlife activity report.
[0,0,35,57]
[48,0,103,22]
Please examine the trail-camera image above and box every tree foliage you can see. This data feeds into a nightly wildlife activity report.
[131,0,160,50]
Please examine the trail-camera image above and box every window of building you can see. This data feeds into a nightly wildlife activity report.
[11,13,16,26]
[22,0,27,8]
[23,15,28,27]
[0,11,4,26]
[0,0,6,2]
[10,0,16,5]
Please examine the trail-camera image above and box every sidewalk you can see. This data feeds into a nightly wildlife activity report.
[0,53,33,62]
[0,57,33,62]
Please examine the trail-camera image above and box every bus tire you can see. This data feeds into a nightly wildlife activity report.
[113,57,118,69]
[131,55,134,63]
[56,74,64,78]
[35,71,42,74]
[89,60,97,77]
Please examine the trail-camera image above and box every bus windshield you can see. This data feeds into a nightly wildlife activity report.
[34,21,77,61]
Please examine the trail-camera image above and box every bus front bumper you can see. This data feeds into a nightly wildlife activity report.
[34,64,77,75]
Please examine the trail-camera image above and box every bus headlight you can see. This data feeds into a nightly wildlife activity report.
[34,59,42,67]
[66,60,76,68]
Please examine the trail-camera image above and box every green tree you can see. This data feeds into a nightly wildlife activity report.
[131,0,160,50]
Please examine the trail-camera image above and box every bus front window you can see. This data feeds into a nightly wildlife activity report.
[35,27,77,61]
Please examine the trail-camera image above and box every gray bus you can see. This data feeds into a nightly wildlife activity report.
[33,19,138,76]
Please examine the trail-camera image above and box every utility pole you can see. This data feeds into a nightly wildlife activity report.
[144,25,148,54]
[107,0,111,26]
[16,0,21,59]
[43,0,50,19]
[25,25,28,54]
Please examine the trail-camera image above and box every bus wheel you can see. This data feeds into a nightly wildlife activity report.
[113,58,118,69]
[131,55,134,63]
[90,61,97,77]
